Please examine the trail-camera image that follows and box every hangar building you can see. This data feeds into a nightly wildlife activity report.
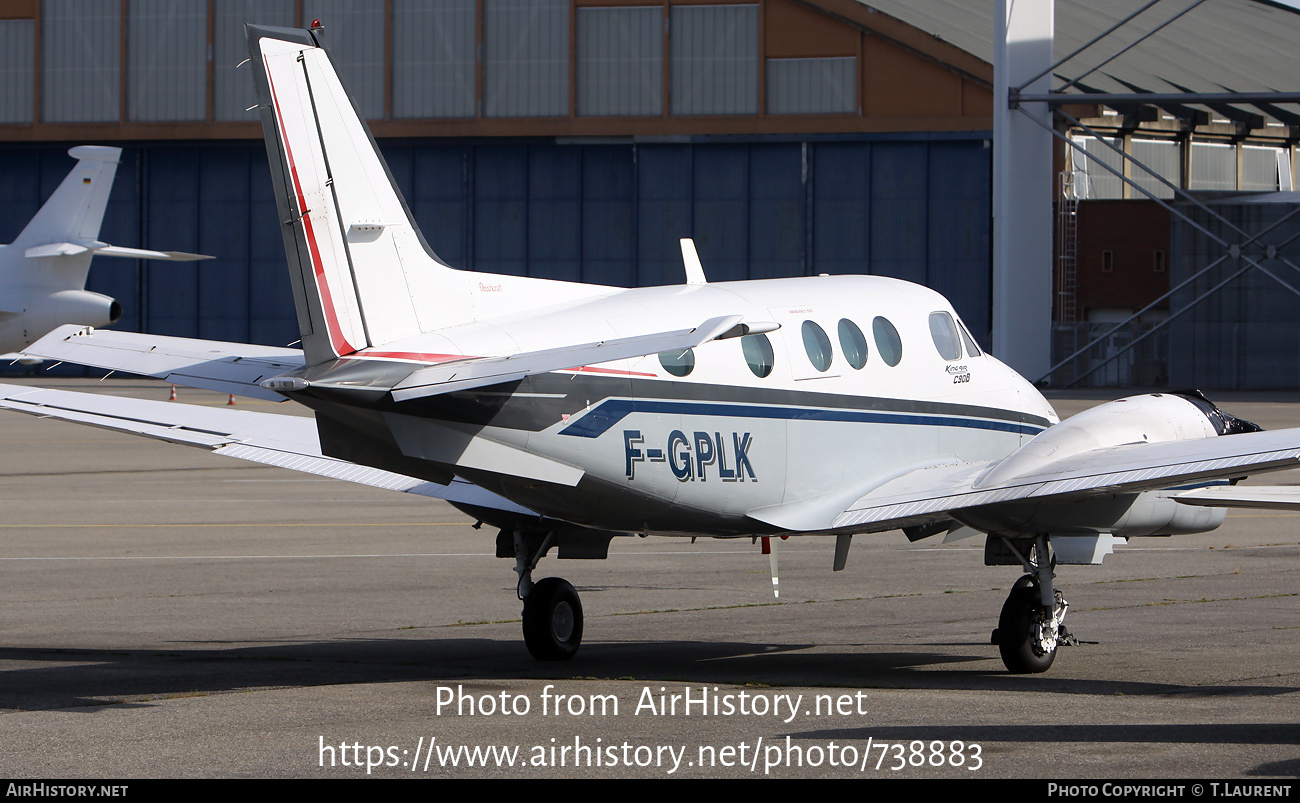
[1,0,1298,388]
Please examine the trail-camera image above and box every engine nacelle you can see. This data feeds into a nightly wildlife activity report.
[0,289,122,351]
[957,393,1253,537]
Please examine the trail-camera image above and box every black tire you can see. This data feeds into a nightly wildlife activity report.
[997,575,1057,674]
[522,577,583,661]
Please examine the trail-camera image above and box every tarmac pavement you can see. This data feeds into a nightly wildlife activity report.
[0,380,1297,778]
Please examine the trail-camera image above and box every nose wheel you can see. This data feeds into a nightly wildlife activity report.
[995,574,1069,674]
[522,577,584,660]
[990,535,1076,674]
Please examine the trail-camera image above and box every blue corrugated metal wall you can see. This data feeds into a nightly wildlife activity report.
[0,135,991,374]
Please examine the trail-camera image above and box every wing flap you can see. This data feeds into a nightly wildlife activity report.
[25,325,304,402]
[1174,485,1300,509]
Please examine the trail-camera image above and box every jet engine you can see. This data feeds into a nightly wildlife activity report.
[956,393,1259,537]
[0,289,122,351]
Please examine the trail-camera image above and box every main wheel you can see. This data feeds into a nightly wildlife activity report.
[997,575,1058,674]
[522,577,583,660]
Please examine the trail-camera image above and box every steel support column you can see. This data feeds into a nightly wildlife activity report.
[993,0,1054,379]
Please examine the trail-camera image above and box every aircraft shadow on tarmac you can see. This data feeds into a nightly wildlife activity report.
[2,636,1297,713]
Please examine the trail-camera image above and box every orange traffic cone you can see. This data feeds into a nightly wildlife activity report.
[168,385,177,401]
[227,393,236,406]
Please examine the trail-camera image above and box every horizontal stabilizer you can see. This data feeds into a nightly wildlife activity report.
[25,325,304,402]
[92,245,213,261]
[25,242,213,261]
[24,242,88,258]
[387,314,744,401]
[0,382,533,516]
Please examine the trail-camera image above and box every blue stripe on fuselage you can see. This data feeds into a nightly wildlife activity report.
[558,399,1046,439]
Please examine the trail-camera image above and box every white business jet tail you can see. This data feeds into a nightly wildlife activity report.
[0,146,211,356]
[11,146,211,284]
[11,145,120,261]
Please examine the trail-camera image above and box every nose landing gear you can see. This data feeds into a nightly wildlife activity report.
[991,534,1075,674]
[996,574,1068,673]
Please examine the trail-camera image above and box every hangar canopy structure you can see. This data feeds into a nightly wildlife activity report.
[863,0,1300,386]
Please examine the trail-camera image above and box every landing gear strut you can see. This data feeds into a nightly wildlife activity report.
[512,529,584,660]
[993,535,1072,674]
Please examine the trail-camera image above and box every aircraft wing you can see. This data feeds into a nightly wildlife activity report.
[24,325,304,402]
[835,429,1300,529]
[749,428,1300,533]
[0,382,533,516]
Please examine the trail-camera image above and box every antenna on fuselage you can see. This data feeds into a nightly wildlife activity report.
[680,238,707,285]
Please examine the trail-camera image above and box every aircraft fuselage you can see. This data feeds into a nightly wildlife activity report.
[294,274,1058,537]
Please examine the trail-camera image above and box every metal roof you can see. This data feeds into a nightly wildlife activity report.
[856,0,1300,104]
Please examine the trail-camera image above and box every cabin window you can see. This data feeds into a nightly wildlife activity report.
[742,333,774,378]
[801,320,833,372]
[838,318,868,369]
[659,348,695,377]
[873,316,903,366]
[928,311,962,361]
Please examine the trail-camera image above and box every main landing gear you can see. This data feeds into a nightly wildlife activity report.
[991,535,1075,674]
[511,530,584,660]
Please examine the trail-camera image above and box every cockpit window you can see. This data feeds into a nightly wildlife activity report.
[928,311,962,361]
[801,320,833,372]
[838,318,868,370]
[742,333,774,378]
[956,317,982,357]
[659,348,695,377]
[873,316,903,366]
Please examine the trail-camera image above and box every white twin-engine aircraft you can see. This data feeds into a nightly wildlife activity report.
[0,145,210,362]
[3,24,1300,674]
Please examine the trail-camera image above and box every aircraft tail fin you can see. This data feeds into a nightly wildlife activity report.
[246,24,481,366]
[12,146,120,255]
